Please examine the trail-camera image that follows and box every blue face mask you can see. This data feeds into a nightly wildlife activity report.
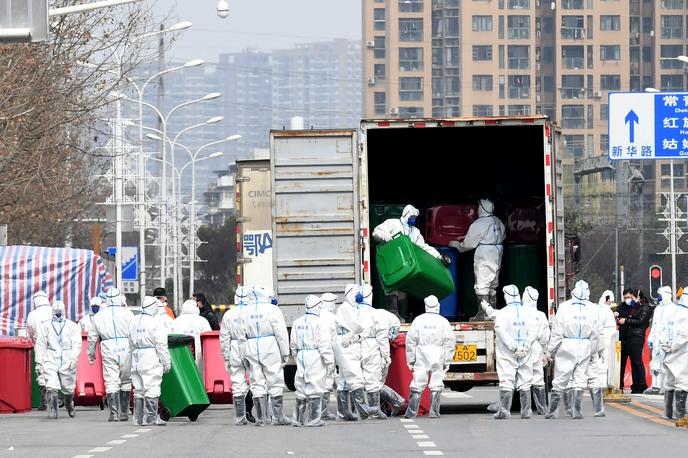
[54,313,62,319]
[271,298,279,306]
[91,306,100,315]
[407,217,417,226]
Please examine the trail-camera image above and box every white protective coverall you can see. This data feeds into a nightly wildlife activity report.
[319,292,339,421]
[35,301,81,419]
[405,295,454,418]
[79,297,104,334]
[128,296,171,426]
[523,287,550,415]
[648,287,672,392]
[290,295,334,427]
[26,291,54,393]
[449,199,505,311]
[88,287,134,421]
[545,280,601,419]
[659,291,688,420]
[373,307,405,416]
[172,299,211,367]
[372,204,441,259]
[156,299,174,332]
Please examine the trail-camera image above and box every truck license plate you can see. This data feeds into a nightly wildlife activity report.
[453,344,477,362]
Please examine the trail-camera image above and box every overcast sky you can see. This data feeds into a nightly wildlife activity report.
[155,0,362,62]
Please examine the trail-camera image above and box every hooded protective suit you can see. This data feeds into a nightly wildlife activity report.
[648,287,672,392]
[522,287,550,415]
[588,290,618,389]
[373,307,405,416]
[156,299,174,332]
[405,295,454,418]
[449,199,505,319]
[79,297,103,334]
[27,291,54,397]
[319,293,339,421]
[372,204,441,259]
[88,288,134,421]
[172,299,211,367]
[658,291,688,420]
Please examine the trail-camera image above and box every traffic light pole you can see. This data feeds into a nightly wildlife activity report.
[669,159,677,297]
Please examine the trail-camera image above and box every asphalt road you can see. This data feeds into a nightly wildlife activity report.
[1,388,685,458]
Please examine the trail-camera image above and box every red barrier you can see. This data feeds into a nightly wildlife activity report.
[386,333,430,415]
[200,331,232,404]
[0,337,33,413]
[75,333,106,408]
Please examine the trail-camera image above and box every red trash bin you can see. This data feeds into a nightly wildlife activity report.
[386,333,431,415]
[75,333,106,409]
[200,331,232,404]
[0,337,33,413]
[425,205,478,246]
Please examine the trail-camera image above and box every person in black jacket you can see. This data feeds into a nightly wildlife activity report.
[616,289,651,393]
[193,292,220,331]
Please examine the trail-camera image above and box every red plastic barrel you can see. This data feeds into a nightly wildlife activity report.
[200,331,232,404]
[386,333,430,415]
[0,337,33,413]
[506,201,545,244]
[75,333,106,408]
[425,205,478,246]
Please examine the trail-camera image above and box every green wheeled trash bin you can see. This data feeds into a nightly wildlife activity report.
[500,244,546,310]
[376,233,455,300]
[159,335,210,422]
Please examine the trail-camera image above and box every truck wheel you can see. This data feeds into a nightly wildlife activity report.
[160,407,171,422]
[283,364,296,391]
[446,382,474,392]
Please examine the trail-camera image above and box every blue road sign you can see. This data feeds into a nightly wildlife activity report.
[121,247,138,281]
[609,92,688,160]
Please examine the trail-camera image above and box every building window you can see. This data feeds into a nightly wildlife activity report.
[507,15,530,39]
[561,16,585,39]
[561,75,585,99]
[562,45,584,69]
[563,134,585,158]
[508,75,530,99]
[599,15,621,31]
[661,163,686,189]
[374,8,386,31]
[543,17,554,33]
[661,0,684,9]
[661,75,684,90]
[661,45,684,68]
[600,74,621,90]
[600,134,609,153]
[472,15,493,32]
[543,76,554,92]
[473,105,494,116]
[543,46,553,63]
[562,0,584,8]
[600,45,621,61]
[398,106,424,118]
[399,77,424,101]
[562,105,585,129]
[508,104,531,115]
[600,104,608,121]
[507,45,530,69]
[399,48,423,71]
[445,47,459,67]
[661,15,683,39]
[399,0,423,12]
[508,0,530,8]
[374,37,386,58]
[445,77,460,96]
[473,45,493,61]
[374,63,386,79]
[374,92,386,116]
[400,18,424,41]
[473,75,494,91]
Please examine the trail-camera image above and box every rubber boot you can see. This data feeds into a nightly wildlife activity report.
[493,390,513,420]
[107,392,120,422]
[233,394,247,425]
[532,386,547,415]
[519,390,532,419]
[405,390,421,419]
[38,385,47,411]
[545,390,562,419]
[664,390,675,420]
[254,396,268,426]
[321,392,337,421]
[487,402,499,413]
[470,295,489,322]
[246,391,255,423]
[563,388,573,417]
[293,397,307,427]
[118,390,130,421]
[590,388,605,417]
[64,392,76,418]
[572,389,584,419]
[306,397,326,427]
[429,390,442,418]
[337,390,357,421]
[47,390,59,419]
[143,397,165,426]
[351,388,372,420]
[675,390,688,426]
[270,395,292,425]
[381,385,405,416]
[367,391,387,419]
[133,397,144,426]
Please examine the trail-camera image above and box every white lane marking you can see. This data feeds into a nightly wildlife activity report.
[122,434,139,438]
[404,424,420,429]
[410,430,424,434]
[135,428,151,433]
[412,435,430,439]
[400,418,414,423]
[72,455,94,458]
[417,442,437,448]
[442,392,471,399]
[107,440,126,445]
[424,452,445,456]
[88,447,112,453]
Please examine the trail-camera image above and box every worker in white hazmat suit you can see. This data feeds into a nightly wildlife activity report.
[523,287,550,415]
[449,198,505,321]
[405,295,454,419]
[156,298,174,332]
[646,287,672,396]
[493,285,537,420]
[79,297,103,334]
[319,292,339,420]
[35,300,81,419]
[373,204,442,259]
[220,286,253,425]
[545,280,601,419]
[242,286,291,426]
[585,290,618,417]
[26,290,53,411]
[128,296,171,426]
[334,284,374,421]
[290,295,334,427]
[373,306,405,416]
[88,287,134,422]
[172,299,211,368]
[659,290,688,421]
